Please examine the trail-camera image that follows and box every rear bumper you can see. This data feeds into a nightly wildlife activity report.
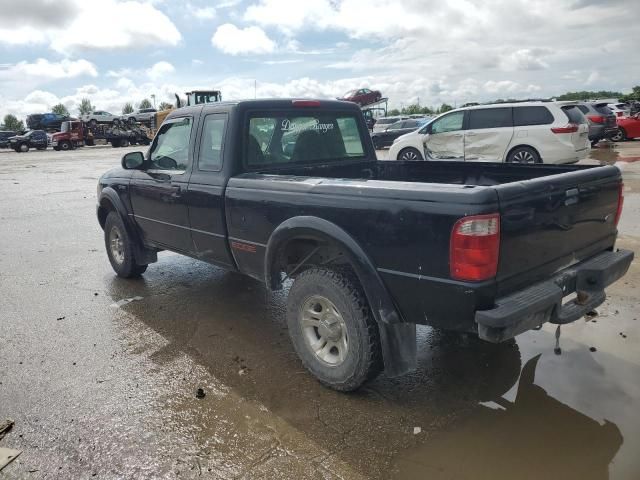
[475,249,634,342]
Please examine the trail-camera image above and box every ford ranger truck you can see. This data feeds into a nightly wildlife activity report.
[97,99,633,391]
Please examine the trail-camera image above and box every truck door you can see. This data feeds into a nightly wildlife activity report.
[185,113,236,268]
[129,117,194,253]
[423,111,465,160]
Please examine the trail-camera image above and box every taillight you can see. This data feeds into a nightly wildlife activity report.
[551,123,579,134]
[615,183,624,227]
[450,214,500,281]
[587,115,605,124]
[292,100,321,107]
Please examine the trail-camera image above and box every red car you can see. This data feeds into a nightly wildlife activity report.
[339,88,382,106]
[612,113,640,141]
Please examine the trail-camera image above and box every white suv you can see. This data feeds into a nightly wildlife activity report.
[388,102,590,164]
[80,110,119,126]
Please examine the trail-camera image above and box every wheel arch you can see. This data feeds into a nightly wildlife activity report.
[505,143,542,163]
[265,216,416,377]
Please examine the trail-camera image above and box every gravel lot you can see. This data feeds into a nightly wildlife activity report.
[0,142,639,479]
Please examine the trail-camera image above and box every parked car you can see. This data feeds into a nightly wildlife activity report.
[96,98,632,391]
[575,103,617,146]
[339,88,382,106]
[388,102,589,164]
[0,130,17,148]
[372,115,409,133]
[8,129,48,152]
[607,103,630,118]
[26,113,70,131]
[611,113,640,141]
[123,108,157,125]
[371,118,428,149]
[80,111,119,126]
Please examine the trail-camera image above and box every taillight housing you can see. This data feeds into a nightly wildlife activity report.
[615,183,624,227]
[450,214,500,281]
[587,115,605,124]
[551,123,579,134]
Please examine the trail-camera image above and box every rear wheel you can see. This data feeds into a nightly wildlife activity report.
[287,268,383,391]
[506,146,540,164]
[104,212,147,278]
[611,128,627,142]
[19,143,29,153]
[397,147,423,161]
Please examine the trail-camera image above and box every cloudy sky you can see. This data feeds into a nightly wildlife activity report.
[1,0,638,119]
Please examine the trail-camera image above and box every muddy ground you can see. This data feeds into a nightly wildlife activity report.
[0,142,638,479]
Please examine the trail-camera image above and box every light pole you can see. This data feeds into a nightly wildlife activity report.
[151,94,156,108]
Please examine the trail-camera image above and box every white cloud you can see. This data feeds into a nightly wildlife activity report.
[0,58,97,82]
[0,0,182,53]
[147,61,175,80]
[211,23,276,55]
[194,6,216,19]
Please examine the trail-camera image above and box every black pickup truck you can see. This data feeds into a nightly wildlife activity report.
[97,99,633,391]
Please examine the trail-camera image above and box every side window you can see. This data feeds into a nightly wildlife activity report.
[149,117,192,171]
[198,114,227,171]
[468,108,512,129]
[431,111,464,134]
[513,106,554,126]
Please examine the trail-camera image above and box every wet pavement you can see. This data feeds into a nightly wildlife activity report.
[0,143,639,479]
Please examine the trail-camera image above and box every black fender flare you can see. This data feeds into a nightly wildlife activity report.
[98,187,157,265]
[264,216,416,377]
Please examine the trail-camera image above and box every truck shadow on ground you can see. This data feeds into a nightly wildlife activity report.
[105,257,622,479]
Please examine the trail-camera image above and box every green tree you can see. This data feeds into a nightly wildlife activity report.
[122,102,134,114]
[403,104,423,115]
[78,98,93,116]
[158,101,173,111]
[556,90,623,101]
[138,98,153,109]
[3,114,24,131]
[438,103,453,113]
[52,103,69,116]
[620,86,640,102]
[387,108,401,116]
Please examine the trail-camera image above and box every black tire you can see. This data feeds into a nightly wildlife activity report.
[89,119,98,127]
[111,139,121,148]
[591,139,599,147]
[53,146,60,151]
[611,128,627,142]
[397,147,423,161]
[19,143,29,153]
[506,145,540,164]
[60,140,71,151]
[287,268,382,391]
[120,139,130,147]
[372,138,381,150]
[104,211,147,278]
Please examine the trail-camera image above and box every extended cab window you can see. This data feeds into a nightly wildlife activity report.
[431,111,464,134]
[246,112,365,166]
[468,108,512,129]
[149,117,192,171]
[198,114,226,171]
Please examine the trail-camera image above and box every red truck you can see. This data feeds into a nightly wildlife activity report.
[51,120,151,150]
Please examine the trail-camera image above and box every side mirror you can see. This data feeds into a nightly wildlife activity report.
[122,151,144,169]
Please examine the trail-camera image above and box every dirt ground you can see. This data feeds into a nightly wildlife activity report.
[0,141,638,479]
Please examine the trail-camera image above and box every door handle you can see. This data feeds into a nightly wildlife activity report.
[466,131,477,137]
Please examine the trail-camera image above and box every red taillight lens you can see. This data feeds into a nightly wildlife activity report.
[587,115,605,124]
[450,214,500,281]
[292,100,321,107]
[615,183,624,227]
[551,123,579,134]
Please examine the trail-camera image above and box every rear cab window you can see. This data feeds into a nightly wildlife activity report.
[245,111,366,167]
[467,108,512,129]
[513,106,554,126]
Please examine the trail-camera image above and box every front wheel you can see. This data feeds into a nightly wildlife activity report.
[287,268,383,391]
[104,212,147,278]
[60,140,71,151]
[506,146,540,164]
[19,143,29,153]
[611,128,626,142]
[397,147,423,161]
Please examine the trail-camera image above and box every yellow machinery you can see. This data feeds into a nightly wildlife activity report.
[150,89,222,136]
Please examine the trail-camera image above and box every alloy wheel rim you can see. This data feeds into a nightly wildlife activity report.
[513,150,535,163]
[612,130,622,142]
[300,295,348,366]
[401,150,419,160]
[109,227,125,264]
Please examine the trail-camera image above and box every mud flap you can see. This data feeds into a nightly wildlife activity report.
[378,320,417,377]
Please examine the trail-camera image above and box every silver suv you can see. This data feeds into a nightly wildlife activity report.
[124,108,157,125]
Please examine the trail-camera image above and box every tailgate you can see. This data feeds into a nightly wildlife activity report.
[495,165,622,295]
